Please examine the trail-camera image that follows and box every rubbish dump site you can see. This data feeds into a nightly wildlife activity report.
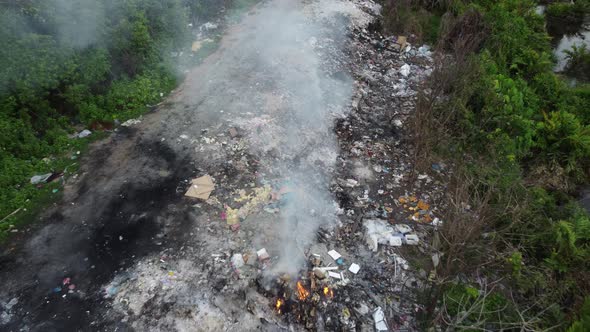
[1,0,443,331]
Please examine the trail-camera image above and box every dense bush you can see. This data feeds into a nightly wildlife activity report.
[384,0,590,329]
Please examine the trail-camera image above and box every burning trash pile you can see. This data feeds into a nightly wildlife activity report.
[89,1,447,331]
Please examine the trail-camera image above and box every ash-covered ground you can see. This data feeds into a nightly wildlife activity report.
[0,0,444,331]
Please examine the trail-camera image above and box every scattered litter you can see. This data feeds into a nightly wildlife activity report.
[432,217,443,227]
[231,253,245,269]
[185,175,215,200]
[344,179,358,187]
[395,224,412,234]
[396,36,407,50]
[257,248,270,261]
[364,219,406,251]
[328,271,342,279]
[121,118,142,127]
[400,64,411,77]
[5,298,18,310]
[373,307,389,331]
[313,268,327,279]
[404,234,419,245]
[77,130,92,138]
[348,263,360,274]
[225,185,272,226]
[327,250,342,261]
[432,253,440,268]
[30,173,52,185]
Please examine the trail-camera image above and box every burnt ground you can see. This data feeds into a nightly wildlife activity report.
[0,1,444,331]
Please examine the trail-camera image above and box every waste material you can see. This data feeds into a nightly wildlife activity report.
[373,307,389,331]
[400,64,411,77]
[395,224,412,234]
[77,129,92,138]
[185,175,215,200]
[327,250,342,261]
[348,263,360,274]
[257,248,270,261]
[225,185,272,225]
[121,118,142,127]
[231,253,244,269]
[364,219,406,251]
[396,36,407,50]
[30,173,52,185]
[404,234,419,245]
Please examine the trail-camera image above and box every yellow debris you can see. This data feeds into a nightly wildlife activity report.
[417,200,430,211]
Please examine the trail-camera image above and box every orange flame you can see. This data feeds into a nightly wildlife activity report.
[296,281,310,300]
[323,286,334,298]
[276,298,284,314]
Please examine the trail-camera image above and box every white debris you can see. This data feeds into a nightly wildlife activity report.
[393,119,403,128]
[256,248,270,261]
[395,224,413,234]
[5,298,18,310]
[231,254,245,268]
[432,253,440,268]
[121,118,142,127]
[328,271,342,279]
[327,250,342,261]
[418,45,432,57]
[30,173,52,185]
[432,217,443,227]
[394,254,410,270]
[200,22,218,31]
[404,234,419,245]
[77,129,92,138]
[373,307,389,331]
[348,263,360,274]
[400,64,411,77]
[364,219,404,251]
[345,179,359,187]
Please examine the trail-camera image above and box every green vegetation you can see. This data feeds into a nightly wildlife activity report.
[382,0,590,329]
[547,0,590,21]
[0,0,248,240]
[565,45,590,81]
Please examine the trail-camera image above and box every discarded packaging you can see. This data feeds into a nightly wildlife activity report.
[314,268,327,279]
[364,219,407,251]
[400,64,411,77]
[395,224,412,234]
[373,307,389,331]
[231,253,245,269]
[328,271,342,279]
[121,118,142,127]
[327,250,342,261]
[348,263,360,274]
[30,173,52,185]
[396,36,407,50]
[185,175,215,200]
[257,248,270,261]
[77,129,92,138]
[404,234,419,245]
